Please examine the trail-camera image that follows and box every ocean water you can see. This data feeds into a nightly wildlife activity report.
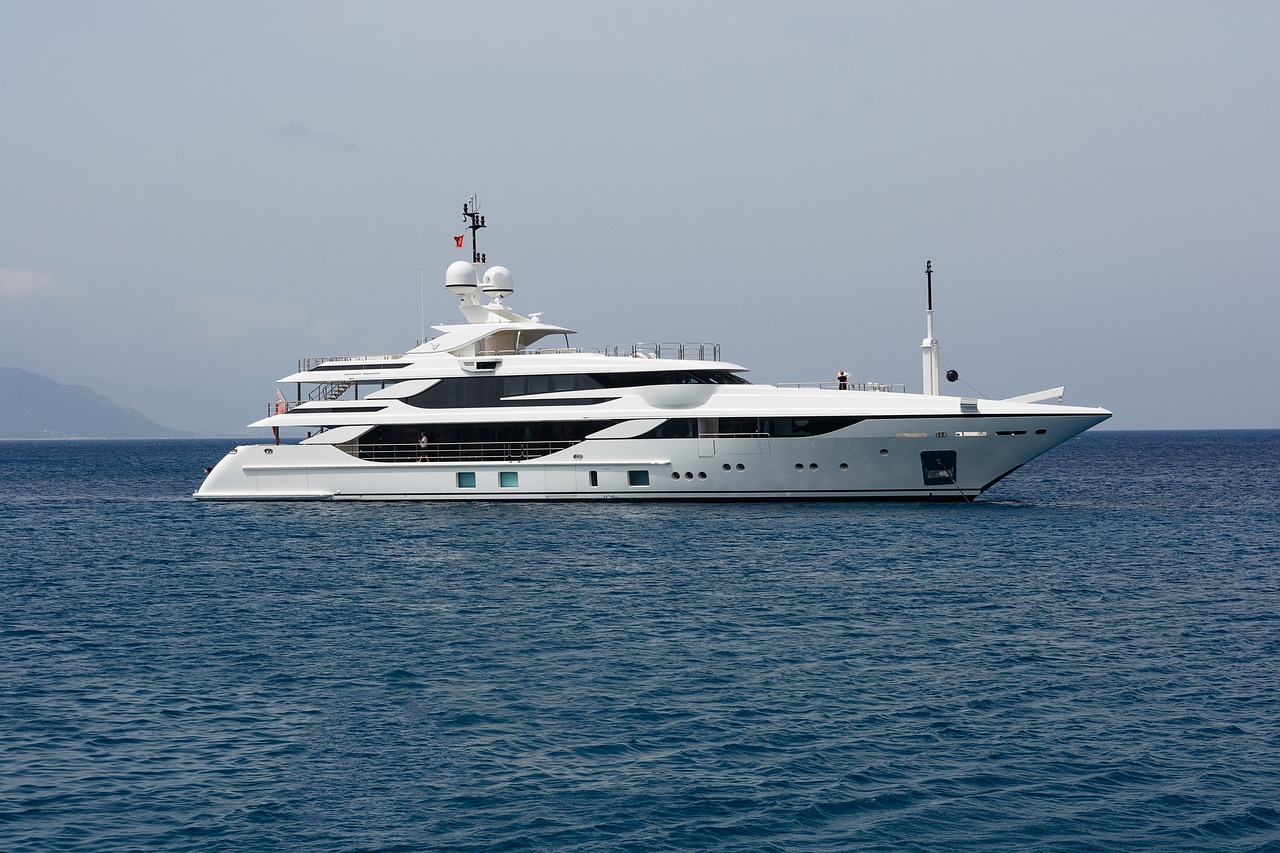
[1,430,1277,852]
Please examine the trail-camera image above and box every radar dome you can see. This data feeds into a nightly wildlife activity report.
[445,260,479,294]
[481,266,514,298]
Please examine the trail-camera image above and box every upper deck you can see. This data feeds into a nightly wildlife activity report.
[297,340,723,374]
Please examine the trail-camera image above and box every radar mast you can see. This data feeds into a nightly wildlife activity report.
[462,196,487,265]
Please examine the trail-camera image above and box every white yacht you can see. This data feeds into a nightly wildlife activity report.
[195,201,1110,501]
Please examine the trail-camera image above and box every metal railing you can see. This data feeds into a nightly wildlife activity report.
[777,380,905,392]
[298,354,406,372]
[476,342,724,360]
[628,342,721,361]
[308,381,352,402]
[265,388,352,416]
[350,440,577,464]
[298,342,724,363]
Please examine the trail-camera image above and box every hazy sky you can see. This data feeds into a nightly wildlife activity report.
[2,1,1276,434]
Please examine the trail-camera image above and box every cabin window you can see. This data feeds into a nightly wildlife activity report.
[357,420,623,464]
[457,472,476,488]
[628,470,650,486]
[499,471,519,488]
[589,471,599,487]
[639,416,861,440]
[405,371,749,408]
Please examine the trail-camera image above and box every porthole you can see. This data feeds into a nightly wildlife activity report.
[697,472,707,480]
[809,463,818,470]
[795,463,804,470]
[684,471,694,479]
[1035,428,1047,435]
[671,472,681,480]
[723,463,732,471]
[879,448,889,456]
[839,463,848,470]
[736,463,745,471]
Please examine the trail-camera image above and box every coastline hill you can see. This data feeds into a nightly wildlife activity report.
[0,367,188,438]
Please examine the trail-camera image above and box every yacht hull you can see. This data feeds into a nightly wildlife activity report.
[195,411,1107,502]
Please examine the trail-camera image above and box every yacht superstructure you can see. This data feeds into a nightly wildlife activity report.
[195,201,1110,501]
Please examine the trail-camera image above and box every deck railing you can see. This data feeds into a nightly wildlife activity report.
[298,354,407,372]
[777,380,906,392]
[350,440,577,464]
[627,342,722,361]
[299,342,724,365]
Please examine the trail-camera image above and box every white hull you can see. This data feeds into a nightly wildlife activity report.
[196,411,1107,502]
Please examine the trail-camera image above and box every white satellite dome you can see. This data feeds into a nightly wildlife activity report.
[481,265,514,298]
[445,260,480,294]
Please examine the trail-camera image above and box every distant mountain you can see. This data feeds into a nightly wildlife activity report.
[0,368,189,439]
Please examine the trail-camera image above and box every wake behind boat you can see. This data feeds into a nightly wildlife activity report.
[195,199,1110,501]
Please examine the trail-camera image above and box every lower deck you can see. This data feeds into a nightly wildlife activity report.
[195,413,1108,501]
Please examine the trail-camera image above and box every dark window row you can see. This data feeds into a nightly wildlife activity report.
[354,420,623,463]
[349,414,861,464]
[313,362,411,371]
[361,420,622,451]
[295,405,387,414]
[405,370,749,409]
[641,416,863,439]
[358,416,856,448]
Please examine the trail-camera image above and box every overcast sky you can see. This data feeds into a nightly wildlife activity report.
[2,0,1276,434]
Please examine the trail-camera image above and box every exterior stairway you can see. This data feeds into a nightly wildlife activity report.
[310,381,353,402]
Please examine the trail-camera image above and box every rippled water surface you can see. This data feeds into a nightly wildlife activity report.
[2,431,1278,851]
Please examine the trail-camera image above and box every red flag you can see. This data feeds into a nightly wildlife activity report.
[454,235,464,248]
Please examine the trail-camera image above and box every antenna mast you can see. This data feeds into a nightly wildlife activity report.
[921,260,941,396]
[462,195,487,265]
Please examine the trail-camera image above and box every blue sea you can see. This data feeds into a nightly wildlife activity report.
[1,431,1278,851]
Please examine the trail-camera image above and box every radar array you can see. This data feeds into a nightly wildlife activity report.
[462,196,487,264]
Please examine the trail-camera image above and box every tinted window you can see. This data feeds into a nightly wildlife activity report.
[363,421,621,448]
[405,371,748,408]
[639,416,861,439]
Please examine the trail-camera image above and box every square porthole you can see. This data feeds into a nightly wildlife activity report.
[456,472,476,488]
[628,470,650,486]
[499,471,519,488]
